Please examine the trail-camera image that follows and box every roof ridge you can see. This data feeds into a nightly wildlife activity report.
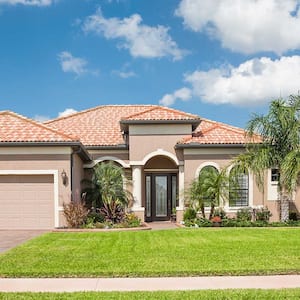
[45,104,158,124]
[200,118,246,134]
[122,105,200,120]
[121,106,160,120]
[2,111,79,141]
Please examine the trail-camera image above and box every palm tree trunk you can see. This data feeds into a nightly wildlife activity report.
[280,188,290,222]
[209,203,215,219]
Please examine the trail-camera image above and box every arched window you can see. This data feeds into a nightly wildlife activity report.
[229,167,249,207]
[198,166,219,207]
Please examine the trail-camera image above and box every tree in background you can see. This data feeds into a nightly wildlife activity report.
[235,95,300,221]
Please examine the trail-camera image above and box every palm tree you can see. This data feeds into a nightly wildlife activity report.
[235,95,300,221]
[82,162,131,209]
[188,166,230,219]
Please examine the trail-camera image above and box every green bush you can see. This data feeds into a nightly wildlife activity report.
[289,211,298,221]
[124,213,141,228]
[213,208,227,219]
[195,218,212,227]
[236,208,252,221]
[183,207,197,222]
[87,211,105,223]
[256,207,272,222]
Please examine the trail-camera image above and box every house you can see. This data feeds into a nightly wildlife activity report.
[0,105,299,229]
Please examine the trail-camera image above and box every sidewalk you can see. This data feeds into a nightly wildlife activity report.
[1,275,300,292]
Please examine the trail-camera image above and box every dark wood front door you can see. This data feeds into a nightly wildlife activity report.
[145,173,177,222]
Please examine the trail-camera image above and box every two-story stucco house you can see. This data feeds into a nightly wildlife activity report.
[0,105,299,229]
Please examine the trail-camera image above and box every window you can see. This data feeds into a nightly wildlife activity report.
[271,168,280,182]
[229,167,249,207]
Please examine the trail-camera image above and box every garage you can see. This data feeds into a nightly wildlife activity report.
[0,174,55,229]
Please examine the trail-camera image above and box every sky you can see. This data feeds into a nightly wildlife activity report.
[1,0,300,128]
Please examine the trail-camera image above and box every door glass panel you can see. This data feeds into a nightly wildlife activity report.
[155,176,167,217]
[146,176,151,217]
[171,175,177,210]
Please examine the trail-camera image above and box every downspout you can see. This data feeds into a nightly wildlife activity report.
[71,146,82,202]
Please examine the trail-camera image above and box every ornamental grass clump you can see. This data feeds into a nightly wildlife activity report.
[63,201,89,228]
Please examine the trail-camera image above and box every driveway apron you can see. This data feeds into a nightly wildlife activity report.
[0,230,47,253]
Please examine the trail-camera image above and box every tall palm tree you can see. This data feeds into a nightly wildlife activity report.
[235,95,300,221]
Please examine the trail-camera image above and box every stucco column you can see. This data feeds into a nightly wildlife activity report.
[178,164,185,209]
[131,165,145,221]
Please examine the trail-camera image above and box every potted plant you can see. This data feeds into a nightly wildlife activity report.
[171,207,177,223]
[211,215,222,227]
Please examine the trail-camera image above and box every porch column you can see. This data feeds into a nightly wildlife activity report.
[178,164,185,209]
[131,165,145,221]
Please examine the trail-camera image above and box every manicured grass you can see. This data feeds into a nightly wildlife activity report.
[0,228,299,277]
[1,290,300,300]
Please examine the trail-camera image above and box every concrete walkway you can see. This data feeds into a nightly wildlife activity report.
[1,275,300,292]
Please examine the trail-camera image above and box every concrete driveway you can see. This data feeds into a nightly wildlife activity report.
[0,230,48,253]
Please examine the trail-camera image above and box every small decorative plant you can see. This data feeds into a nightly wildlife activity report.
[211,216,222,223]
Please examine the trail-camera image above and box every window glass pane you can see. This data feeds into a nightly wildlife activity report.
[146,176,151,217]
[229,168,249,207]
[155,176,167,217]
[271,169,280,182]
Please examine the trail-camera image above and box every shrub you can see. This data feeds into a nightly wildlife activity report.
[124,213,141,227]
[63,201,89,228]
[183,207,197,222]
[213,208,227,219]
[100,200,125,224]
[237,207,252,221]
[256,207,272,222]
[87,211,105,223]
[195,218,212,227]
[289,211,298,221]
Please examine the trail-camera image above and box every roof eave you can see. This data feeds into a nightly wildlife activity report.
[120,119,201,131]
[0,141,92,162]
[175,143,247,149]
[85,144,129,151]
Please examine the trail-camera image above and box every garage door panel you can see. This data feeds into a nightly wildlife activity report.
[0,175,54,229]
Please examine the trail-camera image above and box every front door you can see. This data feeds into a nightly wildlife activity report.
[145,173,177,222]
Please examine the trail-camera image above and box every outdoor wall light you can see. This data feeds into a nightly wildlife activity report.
[61,169,68,186]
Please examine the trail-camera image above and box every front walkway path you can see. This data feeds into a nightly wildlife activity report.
[145,221,180,230]
[1,275,300,292]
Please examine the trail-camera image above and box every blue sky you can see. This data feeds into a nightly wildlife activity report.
[1,0,300,128]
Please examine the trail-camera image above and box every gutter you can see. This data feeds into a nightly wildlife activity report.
[175,143,247,149]
[120,119,201,131]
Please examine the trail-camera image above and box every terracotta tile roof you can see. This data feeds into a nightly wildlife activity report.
[0,111,78,143]
[45,105,159,147]
[122,106,200,121]
[179,118,261,145]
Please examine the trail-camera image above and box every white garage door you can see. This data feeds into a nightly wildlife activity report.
[0,175,54,229]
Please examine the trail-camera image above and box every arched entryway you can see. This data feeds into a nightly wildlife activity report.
[144,155,178,222]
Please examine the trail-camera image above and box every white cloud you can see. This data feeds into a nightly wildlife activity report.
[58,51,88,77]
[34,114,50,122]
[58,108,77,118]
[159,87,192,106]
[0,0,53,6]
[83,9,186,60]
[182,55,300,106]
[175,0,300,54]
[113,70,136,78]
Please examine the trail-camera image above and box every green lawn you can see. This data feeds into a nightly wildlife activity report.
[1,290,300,300]
[0,228,299,277]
